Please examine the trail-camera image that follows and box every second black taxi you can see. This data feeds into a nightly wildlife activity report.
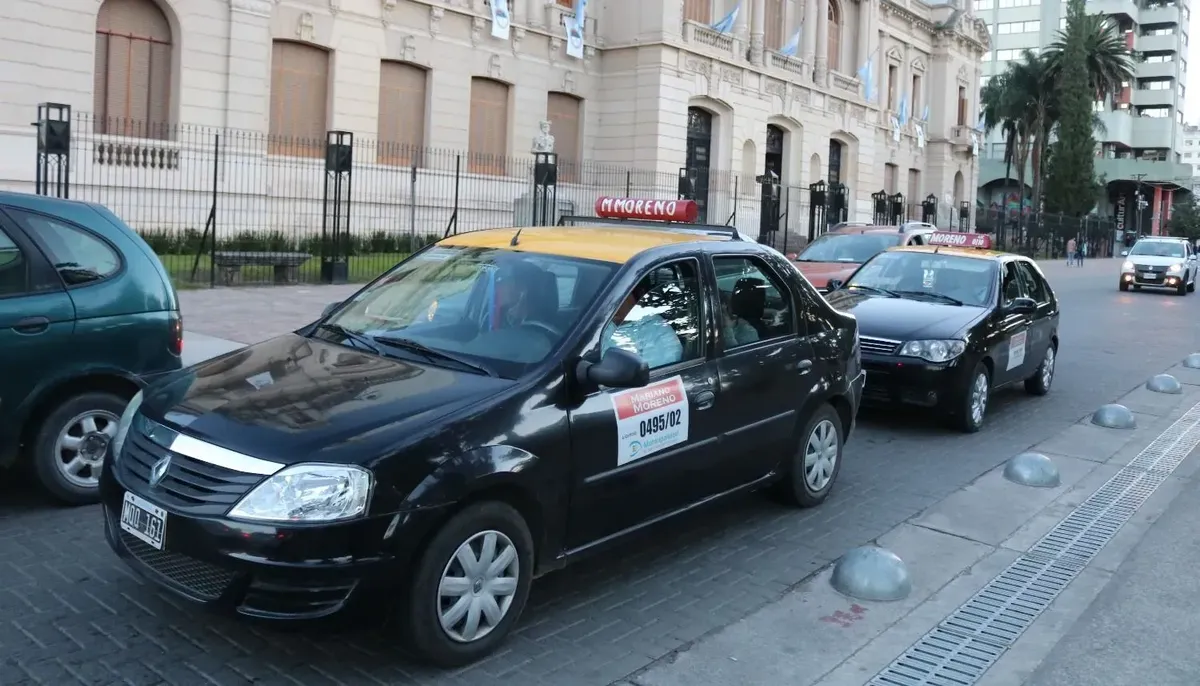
[99,198,864,667]
[824,232,1059,432]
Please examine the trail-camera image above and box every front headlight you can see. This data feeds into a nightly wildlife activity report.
[1122,260,1134,272]
[228,464,372,523]
[109,390,144,461]
[1168,263,1184,273]
[898,339,966,363]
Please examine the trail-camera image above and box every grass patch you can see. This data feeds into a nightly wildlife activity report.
[157,252,410,287]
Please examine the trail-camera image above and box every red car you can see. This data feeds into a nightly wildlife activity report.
[795,224,935,291]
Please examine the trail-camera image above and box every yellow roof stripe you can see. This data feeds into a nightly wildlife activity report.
[439,226,722,264]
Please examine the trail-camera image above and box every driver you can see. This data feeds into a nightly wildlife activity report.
[494,261,543,328]
[601,278,683,368]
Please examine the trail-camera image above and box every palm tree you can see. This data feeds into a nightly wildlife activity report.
[1043,14,1135,102]
[979,51,1052,213]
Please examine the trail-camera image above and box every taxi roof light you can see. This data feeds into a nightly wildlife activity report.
[925,231,993,250]
[557,196,742,240]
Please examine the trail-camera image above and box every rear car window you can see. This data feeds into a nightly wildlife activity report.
[797,233,902,263]
[9,210,121,286]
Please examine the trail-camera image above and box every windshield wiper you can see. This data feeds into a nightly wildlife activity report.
[847,284,899,297]
[316,323,385,355]
[374,335,498,377]
[892,290,964,306]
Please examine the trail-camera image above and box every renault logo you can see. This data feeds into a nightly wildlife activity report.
[149,455,171,488]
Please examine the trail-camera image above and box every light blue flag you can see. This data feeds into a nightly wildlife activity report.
[711,3,740,33]
[779,27,801,56]
[898,93,910,125]
[921,104,930,121]
[856,57,878,102]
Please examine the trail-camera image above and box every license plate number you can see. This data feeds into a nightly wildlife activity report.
[1142,272,1158,279]
[120,491,167,550]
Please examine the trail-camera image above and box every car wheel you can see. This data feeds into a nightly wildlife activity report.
[951,363,990,434]
[1024,343,1056,396]
[1189,276,1196,293]
[1118,280,1129,292]
[1178,277,1189,296]
[404,501,534,667]
[30,391,127,505]
[777,404,843,508]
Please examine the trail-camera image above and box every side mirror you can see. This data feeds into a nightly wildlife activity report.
[1006,296,1037,315]
[575,347,649,389]
[826,278,844,292]
[1120,250,1129,257]
[321,301,342,318]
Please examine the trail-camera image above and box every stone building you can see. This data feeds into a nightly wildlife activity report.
[0,0,989,239]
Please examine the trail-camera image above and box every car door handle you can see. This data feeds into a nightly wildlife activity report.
[12,316,50,334]
[694,390,715,411]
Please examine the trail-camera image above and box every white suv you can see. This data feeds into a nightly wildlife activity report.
[1119,237,1198,295]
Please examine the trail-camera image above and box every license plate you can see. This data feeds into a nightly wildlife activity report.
[1142,272,1158,279]
[120,491,167,550]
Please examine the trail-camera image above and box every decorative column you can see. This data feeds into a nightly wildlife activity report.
[750,0,766,65]
[801,0,818,79]
[856,0,873,74]
[784,0,796,47]
[526,0,542,27]
[814,0,829,85]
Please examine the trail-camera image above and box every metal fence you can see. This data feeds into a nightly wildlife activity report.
[26,105,972,287]
[975,207,1120,258]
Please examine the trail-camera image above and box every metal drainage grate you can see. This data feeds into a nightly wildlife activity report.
[869,400,1200,686]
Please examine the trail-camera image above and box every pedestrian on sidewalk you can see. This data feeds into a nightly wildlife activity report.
[1066,237,1077,266]
[1079,240,1087,265]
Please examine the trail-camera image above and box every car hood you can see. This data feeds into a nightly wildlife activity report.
[139,334,514,465]
[794,261,861,288]
[1126,255,1186,266]
[824,290,988,340]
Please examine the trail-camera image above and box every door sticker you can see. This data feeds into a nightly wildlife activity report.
[611,376,691,466]
[1007,331,1027,371]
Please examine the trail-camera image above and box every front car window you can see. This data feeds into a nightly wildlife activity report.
[796,233,902,264]
[0,226,29,297]
[1129,240,1186,258]
[602,260,703,370]
[325,245,616,378]
[848,250,999,307]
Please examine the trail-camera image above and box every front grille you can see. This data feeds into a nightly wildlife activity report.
[117,432,263,516]
[859,336,901,356]
[240,577,358,619]
[118,530,237,601]
[1134,264,1166,274]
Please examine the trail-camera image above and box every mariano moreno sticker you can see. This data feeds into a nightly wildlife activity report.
[610,376,690,466]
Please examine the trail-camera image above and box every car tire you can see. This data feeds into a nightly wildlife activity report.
[1024,343,1056,396]
[30,391,128,505]
[1178,278,1189,296]
[776,404,844,508]
[1118,280,1129,292]
[404,501,535,668]
[950,363,990,434]
[1189,276,1196,293]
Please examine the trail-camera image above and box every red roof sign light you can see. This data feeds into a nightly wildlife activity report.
[594,197,700,223]
[926,232,993,250]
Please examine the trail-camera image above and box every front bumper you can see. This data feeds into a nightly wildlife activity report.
[860,353,972,408]
[1121,271,1184,289]
[100,461,449,620]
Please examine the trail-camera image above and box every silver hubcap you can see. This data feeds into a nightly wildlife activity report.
[55,410,119,488]
[1041,347,1055,389]
[438,530,520,643]
[803,419,839,492]
[969,372,989,426]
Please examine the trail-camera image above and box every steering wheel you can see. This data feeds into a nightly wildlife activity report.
[518,320,563,340]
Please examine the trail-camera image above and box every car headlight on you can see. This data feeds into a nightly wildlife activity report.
[1168,263,1184,274]
[898,339,967,363]
[228,464,372,523]
[1121,260,1134,272]
[109,390,144,461]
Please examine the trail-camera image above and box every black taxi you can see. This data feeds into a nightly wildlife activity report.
[99,198,864,667]
[824,232,1058,432]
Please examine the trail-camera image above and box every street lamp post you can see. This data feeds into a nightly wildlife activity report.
[1132,173,1148,239]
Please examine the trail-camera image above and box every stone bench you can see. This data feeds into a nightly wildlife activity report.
[212,251,312,285]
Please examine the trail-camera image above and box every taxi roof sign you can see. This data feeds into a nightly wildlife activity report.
[926,232,993,250]
[594,196,700,223]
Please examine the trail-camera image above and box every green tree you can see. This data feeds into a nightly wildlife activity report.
[1042,0,1098,216]
[1043,14,1135,103]
[979,53,1051,212]
[1166,199,1200,241]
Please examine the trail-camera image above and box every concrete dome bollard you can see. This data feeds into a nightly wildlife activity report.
[1004,452,1061,488]
[1146,374,1183,394]
[830,546,912,601]
[1184,353,1200,369]
[1091,403,1136,429]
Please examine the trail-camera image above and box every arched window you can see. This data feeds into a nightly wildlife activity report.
[547,92,582,181]
[378,61,428,167]
[765,0,785,50]
[828,0,842,72]
[94,0,173,138]
[684,0,712,24]
[468,77,511,175]
[269,40,330,158]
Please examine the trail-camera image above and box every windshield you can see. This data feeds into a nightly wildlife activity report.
[848,251,998,307]
[797,233,902,264]
[1129,241,1185,259]
[322,245,616,378]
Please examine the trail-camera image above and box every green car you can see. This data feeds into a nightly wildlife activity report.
[0,191,182,504]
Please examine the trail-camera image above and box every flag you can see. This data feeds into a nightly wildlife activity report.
[566,0,588,58]
[921,104,930,121]
[898,93,910,125]
[490,0,511,40]
[711,3,740,33]
[779,27,801,57]
[856,57,877,102]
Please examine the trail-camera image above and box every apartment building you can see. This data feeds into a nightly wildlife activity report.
[976,0,1192,235]
[0,0,988,238]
